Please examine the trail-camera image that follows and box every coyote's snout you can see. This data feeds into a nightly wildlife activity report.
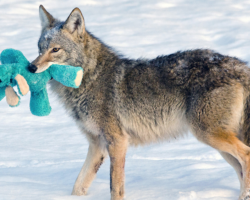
[29,50,61,73]
[36,4,250,200]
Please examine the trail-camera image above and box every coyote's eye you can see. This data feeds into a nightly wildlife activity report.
[52,48,60,53]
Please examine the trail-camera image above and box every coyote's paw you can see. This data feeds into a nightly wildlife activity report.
[71,187,88,196]
[241,196,250,200]
[241,190,250,200]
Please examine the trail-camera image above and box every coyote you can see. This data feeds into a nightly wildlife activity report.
[30,5,250,200]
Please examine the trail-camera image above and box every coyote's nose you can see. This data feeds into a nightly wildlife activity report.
[28,64,37,73]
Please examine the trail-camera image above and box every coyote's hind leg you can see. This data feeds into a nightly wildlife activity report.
[195,130,250,200]
[220,151,243,192]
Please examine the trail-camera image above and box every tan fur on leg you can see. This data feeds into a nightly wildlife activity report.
[72,135,107,196]
[220,151,243,192]
[106,130,128,200]
[206,130,250,200]
[5,86,19,106]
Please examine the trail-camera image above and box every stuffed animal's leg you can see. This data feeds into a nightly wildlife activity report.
[50,65,83,88]
[0,86,6,101]
[5,86,20,107]
[30,88,51,116]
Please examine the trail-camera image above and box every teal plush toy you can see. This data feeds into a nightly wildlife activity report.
[0,48,83,116]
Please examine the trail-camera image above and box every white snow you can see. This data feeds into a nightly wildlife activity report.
[1,0,250,199]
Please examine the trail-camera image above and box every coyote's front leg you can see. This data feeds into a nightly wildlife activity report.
[72,134,108,195]
[106,128,128,200]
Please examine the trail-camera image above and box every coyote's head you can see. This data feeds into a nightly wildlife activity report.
[29,5,85,73]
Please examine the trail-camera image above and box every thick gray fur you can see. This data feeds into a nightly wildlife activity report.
[33,6,250,200]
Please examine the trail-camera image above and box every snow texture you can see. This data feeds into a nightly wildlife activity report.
[1,0,250,199]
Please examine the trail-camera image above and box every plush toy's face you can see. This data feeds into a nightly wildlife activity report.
[29,6,85,74]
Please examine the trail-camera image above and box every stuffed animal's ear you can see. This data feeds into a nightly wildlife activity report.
[39,5,56,31]
[63,8,85,37]
[15,74,29,96]
[5,86,20,107]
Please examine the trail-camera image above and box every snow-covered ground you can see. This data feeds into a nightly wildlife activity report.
[1,0,250,199]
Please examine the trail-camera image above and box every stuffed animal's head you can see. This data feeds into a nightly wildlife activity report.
[0,49,30,96]
[0,64,21,107]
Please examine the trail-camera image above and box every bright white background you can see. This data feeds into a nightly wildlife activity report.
[1,0,250,199]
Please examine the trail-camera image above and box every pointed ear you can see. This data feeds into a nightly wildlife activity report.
[39,5,55,31]
[63,8,85,36]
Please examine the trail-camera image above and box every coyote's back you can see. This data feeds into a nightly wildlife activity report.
[31,5,250,200]
[111,49,250,145]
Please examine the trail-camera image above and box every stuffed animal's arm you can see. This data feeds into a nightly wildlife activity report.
[50,65,83,88]
[15,74,29,96]
[5,86,20,107]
